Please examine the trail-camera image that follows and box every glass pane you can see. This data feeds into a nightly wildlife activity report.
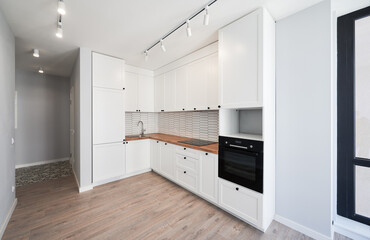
[355,165,370,218]
[355,17,370,159]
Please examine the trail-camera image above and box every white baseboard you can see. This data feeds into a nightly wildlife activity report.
[72,167,93,193]
[0,198,17,239]
[334,216,370,240]
[16,157,70,169]
[274,214,331,240]
[93,169,152,187]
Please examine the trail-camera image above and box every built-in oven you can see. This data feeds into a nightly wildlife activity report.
[218,136,263,193]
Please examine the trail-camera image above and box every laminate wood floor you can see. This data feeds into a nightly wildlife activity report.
[2,172,341,240]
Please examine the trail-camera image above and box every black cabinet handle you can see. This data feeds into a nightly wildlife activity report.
[218,105,221,108]
[184,148,186,150]
[194,108,196,110]
[157,141,159,143]
[207,107,210,110]
[161,110,164,112]
[184,157,186,159]
[165,143,167,145]
[236,187,239,191]
[126,141,128,144]
[205,153,208,155]
[184,171,186,174]
[182,108,185,111]
[123,88,125,90]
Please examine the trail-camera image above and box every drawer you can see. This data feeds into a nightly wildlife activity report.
[175,146,200,159]
[176,166,198,193]
[219,178,262,226]
[176,154,198,172]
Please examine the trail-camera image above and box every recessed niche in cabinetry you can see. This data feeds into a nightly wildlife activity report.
[219,108,263,140]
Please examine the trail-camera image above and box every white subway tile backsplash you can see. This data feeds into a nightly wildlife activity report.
[125,111,219,142]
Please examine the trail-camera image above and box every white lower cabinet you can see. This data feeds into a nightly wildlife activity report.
[176,166,198,192]
[93,142,126,183]
[219,178,262,227]
[199,152,218,204]
[159,142,175,180]
[125,139,150,174]
[150,140,161,172]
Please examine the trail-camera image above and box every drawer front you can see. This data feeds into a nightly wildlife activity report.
[176,167,198,192]
[219,179,262,226]
[176,154,198,172]
[175,146,200,159]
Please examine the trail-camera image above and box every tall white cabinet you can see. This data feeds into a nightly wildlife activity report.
[92,52,126,185]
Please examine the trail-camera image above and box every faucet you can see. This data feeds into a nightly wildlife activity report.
[137,121,146,137]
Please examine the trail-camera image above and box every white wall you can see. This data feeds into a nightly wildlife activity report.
[0,7,15,238]
[70,48,92,191]
[275,1,333,239]
[15,70,70,166]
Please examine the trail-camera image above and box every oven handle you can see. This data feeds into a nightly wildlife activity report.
[229,144,250,150]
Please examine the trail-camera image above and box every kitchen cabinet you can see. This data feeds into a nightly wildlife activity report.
[125,72,139,112]
[150,140,161,172]
[219,178,262,226]
[206,54,219,110]
[186,57,207,111]
[125,72,154,112]
[159,142,175,180]
[92,53,124,90]
[219,8,273,109]
[93,142,125,183]
[154,74,165,112]
[199,152,218,204]
[125,139,151,174]
[164,71,176,111]
[175,66,187,111]
[93,87,125,145]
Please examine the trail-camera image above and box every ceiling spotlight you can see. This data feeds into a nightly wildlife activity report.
[144,51,149,61]
[39,67,44,74]
[204,6,210,26]
[56,20,63,38]
[186,20,192,37]
[57,0,66,15]
[160,39,166,52]
[33,49,39,58]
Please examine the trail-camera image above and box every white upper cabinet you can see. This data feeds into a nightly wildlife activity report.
[92,53,124,90]
[124,67,155,112]
[125,71,139,112]
[154,74,165,112]
[175,66,187,111]
[219,9,266,108]
[206,53,219,110]
[187,57,208,111]
[164,70,176,112]
[93,88,125,144]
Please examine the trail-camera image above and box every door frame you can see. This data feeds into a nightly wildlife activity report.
[337,6,370,226]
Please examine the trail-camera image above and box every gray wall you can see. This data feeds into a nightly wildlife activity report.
[275,1,332,238]
[0,8,15,235]
[15,70,70,166]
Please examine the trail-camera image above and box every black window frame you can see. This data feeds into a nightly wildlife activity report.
[337,6,370,226]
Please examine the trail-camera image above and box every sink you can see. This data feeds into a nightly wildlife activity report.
[126,134,147,138]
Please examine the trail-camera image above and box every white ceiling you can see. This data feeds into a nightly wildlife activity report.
[0,0,323,77]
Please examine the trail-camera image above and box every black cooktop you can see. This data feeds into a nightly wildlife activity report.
[178,139,217,147]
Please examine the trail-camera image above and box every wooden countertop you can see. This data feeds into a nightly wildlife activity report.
[125,133,219,154]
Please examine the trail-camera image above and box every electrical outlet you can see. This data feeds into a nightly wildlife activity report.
[12,186,15,193]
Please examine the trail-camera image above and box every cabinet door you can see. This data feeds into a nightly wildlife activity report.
[199,153,218,204]
[93,53,124,89]
[93,88,124,144]
[150,140,161,172]
[206,54,219,110]
[164,70,176,111]
[160,142,175,179]
[219,178,262,226]
[175,66,187,111]
[138,75,154,112]
[154,74,165,112]
[219,10,261,108]
[187,58,207,110]
[126,140,150,174]
[125,72,138,112]
[93,142,125,183]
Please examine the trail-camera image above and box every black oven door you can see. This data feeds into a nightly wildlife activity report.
[219,144,263,193]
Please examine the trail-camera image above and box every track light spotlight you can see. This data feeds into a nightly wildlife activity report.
[33,49,40,58]
[204,6,210,26]
[57,0,66,15]
[144,51,149,61]
[160,39,166,52]
[186,20,192,37]
[39,67,44,74]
